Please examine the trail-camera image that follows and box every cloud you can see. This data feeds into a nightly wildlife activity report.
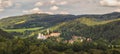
[50,6,59,11]
[35,2,43,7]
[0,0,13,12]
[60,11,69,14]
[23,7,54,14]
[0,8,4,12]
[50,0,56,4]
[49,0,68,5]
[0,0,13,8]
[23,7,42,14]
[100,0,120,7]
[114,9,120,12]
[14,3,22,8]
[58,1,68,5]
[43,12,54,14]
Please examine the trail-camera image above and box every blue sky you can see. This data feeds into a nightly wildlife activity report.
[0,0,120,18]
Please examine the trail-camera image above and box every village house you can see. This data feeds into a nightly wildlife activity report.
[37,33,48,40]
[68,40,74,44]
[64,36,93,44]
[86,38,92,42]
[37,29,61,39]
[72,36,86,42]
[50,33,61,37]
[37,32,61,40]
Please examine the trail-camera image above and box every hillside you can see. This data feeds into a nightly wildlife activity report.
[0,14,78,29]
[0,12,120,38]
[0,12,120,29]
[53,18,120,41]
[79,12,120,20]
[0,29,12,39]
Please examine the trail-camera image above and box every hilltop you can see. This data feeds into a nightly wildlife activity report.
[0,12,120,29]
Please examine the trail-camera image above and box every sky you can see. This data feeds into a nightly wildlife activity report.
[0,0,120,18]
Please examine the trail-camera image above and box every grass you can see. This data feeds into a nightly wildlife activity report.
[15,20,26,24]
[79,18,120,26]
[3,27,44,33]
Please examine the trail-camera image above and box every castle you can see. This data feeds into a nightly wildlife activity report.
[37,29,61,39]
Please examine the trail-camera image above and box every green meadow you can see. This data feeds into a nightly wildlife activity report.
[3,27,44,33]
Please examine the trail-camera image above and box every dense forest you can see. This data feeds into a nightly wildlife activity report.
[0,29,120,54]
[55,18,120,41]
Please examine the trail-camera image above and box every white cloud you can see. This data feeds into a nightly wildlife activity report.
[0,0,13,12]
[0,0,13,8]
[100,0,120,7]
[0,8,4,12]
[59,1,68,5]
[50,0,56,4]
[23,7,42,14]
[114,9,120,12]
[60,11,69,14]
[23,7,54,14]
[14,3,22,8]
[50,6,59,11]
[50,0,68,5]
[43,12,54,14]
[35,2,43,7]
[30,8,42,13]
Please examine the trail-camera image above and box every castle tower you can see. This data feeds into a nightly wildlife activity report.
[37,33,47,40]
[47,29,50,35]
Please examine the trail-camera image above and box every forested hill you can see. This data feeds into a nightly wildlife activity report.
[54,18,120,41]
[0,14,78,29]
[0,29,12,39]
[79,12,120,20]
[0,12,120,29]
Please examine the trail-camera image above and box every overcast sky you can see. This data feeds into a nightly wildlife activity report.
[0,0,120,18]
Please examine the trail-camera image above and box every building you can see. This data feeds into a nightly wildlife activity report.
[50,33,61,37]
[72,36,85,42]
[37,33,47,40]
[37,32,61,40]
[68,40,74,44]
[86,38,92,42]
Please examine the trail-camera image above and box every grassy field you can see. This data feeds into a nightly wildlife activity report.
[79,18,120,26]
[3,27,44,33]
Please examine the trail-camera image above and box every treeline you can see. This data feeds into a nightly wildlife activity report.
[1,37,120,54]
[0,14,78,29]
[0,29,13,39]
[0,12,120,29]
[0,30,120,54]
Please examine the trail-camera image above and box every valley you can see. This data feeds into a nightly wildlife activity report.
[0,12,120,54]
